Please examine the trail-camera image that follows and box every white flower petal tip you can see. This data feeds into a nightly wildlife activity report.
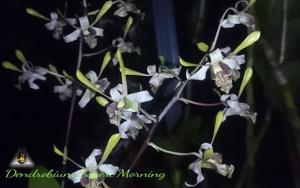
[99,164,119,176]
[186,65,210,81]
[127,90,153,103]
[200,143,212,150]
[222,12,255,29]
[221,94,257,123]
[69,169,85,184]
[85,149,102,170]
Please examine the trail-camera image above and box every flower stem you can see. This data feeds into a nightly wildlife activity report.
[82,45,113,58]
[148,142,201,158]
[179,97,224,107]
[61,38,83,188]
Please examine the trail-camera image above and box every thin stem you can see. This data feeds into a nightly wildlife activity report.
[139,107,157,123]
[61,38,84,188]
[210,7,237,52]
[158,81,188,121]
[179,97,224,107]
[43,69,66,78]
[279,0,288,64]
[83,45,113,58]
[148,142,201,158]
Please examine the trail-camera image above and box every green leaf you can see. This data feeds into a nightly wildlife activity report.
[62,70,73,80]
[15,49,27,64]
[2,61,21,72]
[179,57,198,67]
[116,49,128,95]
[53,145,64,157]
[76,70,99,92]
[211,111,224,143]
[49,64,63,84]
[249,0,256,6]
[233,31,261,54]
[48,64,58,74]
[124,16,133,37]
[159,56,165,65]
[122,67,149,76]
[94,1,113,24]
[99,52,111,76]
[238,67,253,97]
[100,134,121,164]
[96,96,109,106]
[26,8,50,21]
[197,42,209,52]
[28,166,60,188]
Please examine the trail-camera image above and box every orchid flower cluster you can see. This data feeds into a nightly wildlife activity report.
[2,0,260,187]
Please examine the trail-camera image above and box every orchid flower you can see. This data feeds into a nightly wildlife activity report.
[222,12,255,30]
[118,111,152,139]
[114,1,144,18]
[221,94,257,123]
[112,37,141,55]
[185,143,234,187]
[54,134,120,188]
[64,16,104,48]
[45,12,77,40]
[149,142,234,187]
[187,47,245,93]
[147,65,181,92]
[16,64,47,90]
[78,71,110,108]
[54,79,82,101]
[68,149,119,188]
[106,84,153,127]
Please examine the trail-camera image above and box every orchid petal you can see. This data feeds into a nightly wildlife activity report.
[221,20,235,28]
[110,84,123,101]
[127,90,153,103]
[85,149,102,170]
[147,65,157,75]
[45,20,57,30]
[69,169,85,183]
[99,164,119,176]
[78,89,94,108]
[186,64,210,81]
[86,71,98,83]
[92,27,104,37]
[79,16,90,30]
[64,29,81,43]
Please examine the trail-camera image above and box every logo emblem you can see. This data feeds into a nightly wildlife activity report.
[9,147,35,168]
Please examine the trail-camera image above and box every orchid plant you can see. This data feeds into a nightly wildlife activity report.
[2,0,260,187]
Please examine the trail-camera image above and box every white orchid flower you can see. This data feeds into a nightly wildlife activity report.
[221,12,255,29]
[114,2,143,18]
[64,16,104,48]
[147,65,181,92]
[118,111,152,139]
[149,142,234,187]
[54,79,82,101]
[110,84,153,111]
[186,143,234,187]
[221,94,257,123]
[16,62,47,90]
[186,47,245,93]
[45,12,77,40]
[78,71,110,108]
[112,37,141,55]
[68,149,119,187]
[106,84,153,127]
